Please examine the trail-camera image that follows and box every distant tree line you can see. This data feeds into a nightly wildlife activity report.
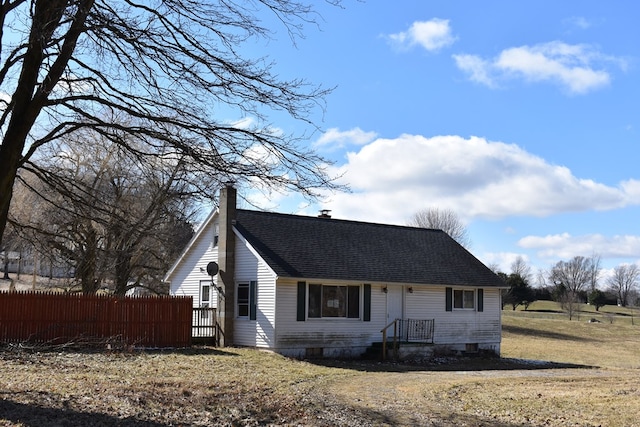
[407,209,640,319]
[496,255,640,320]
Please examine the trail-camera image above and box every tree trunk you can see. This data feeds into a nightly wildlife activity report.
[0,141,22,249]
[114,250,132,296]
[0,0,94,248]
[78,227,99,293]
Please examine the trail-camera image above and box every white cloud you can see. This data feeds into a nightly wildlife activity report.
[518,233,640,260]
[243,185,291,211]
[620,179,640,201]
[228,117,284,137]
[454,41,622,94]
[388,19,456,52]
[497,42,610,94]
[314,127,378,150]
[452,54,496,87]
[318,133,640,225]
[564,16,592,30]
[481,252,531,274]
[230,117,255,129]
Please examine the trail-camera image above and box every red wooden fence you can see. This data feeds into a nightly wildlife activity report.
[0,291,193,348]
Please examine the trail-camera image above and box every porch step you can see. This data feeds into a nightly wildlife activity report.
[362,341,434,360]
[361,341,401,360]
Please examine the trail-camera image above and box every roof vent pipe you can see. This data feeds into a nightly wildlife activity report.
[318,209,332,218]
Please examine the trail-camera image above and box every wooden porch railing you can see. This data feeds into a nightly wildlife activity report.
[192,307,218,344]
[380,319,399,361]
[380,318,435,361]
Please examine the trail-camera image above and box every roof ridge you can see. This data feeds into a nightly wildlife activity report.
[236,208,444,233]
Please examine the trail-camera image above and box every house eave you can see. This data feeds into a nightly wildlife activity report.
[274,276,505,288]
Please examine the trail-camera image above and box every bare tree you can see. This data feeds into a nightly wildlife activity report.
[560,291,580,321]
[535,268,548,288]
[11,131,197,294]
[549,255,601,319]
[607,264,640,307]
[510,256,532,283]
[0,0,342,249]
[588,253,602,292]
[549,256,600,295]
[486,262,500,274]
[408,207,470,248]
[5,176,60,283]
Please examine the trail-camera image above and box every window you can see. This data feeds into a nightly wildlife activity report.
[200,281,211,319]
[237,281,257,319]
[453,289,475,309]
[237,282,249,317]
[213,223,219,247]
[201,285,210,306]
[308,284,360,318]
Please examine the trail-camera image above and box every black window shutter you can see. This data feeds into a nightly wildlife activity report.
[445,287,453,312]
[477,288,484,312]
[249,281,257,320]
[296,281,306,321]
[363,284,371,322]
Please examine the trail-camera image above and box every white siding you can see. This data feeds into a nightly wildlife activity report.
[232,232,277,348]
[274,281,390,358]
[167,213,502,356]
[405,286,501,353]
[168,219,219,309]
[274,282,502,357]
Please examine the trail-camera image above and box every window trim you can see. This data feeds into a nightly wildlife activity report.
[237,282,250,318]
[453,288,475,310]
[200,281,211,308]
[237,281,257,320]
[307,283,361,320]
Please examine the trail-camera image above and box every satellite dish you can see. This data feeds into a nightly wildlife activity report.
[206,261,219,276]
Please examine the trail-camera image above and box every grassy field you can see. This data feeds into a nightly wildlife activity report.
[1,303,640,426]
[502,300,640,369]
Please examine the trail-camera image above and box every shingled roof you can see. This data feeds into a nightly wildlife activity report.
[234,209,504,287]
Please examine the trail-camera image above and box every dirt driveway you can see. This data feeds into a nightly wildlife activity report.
[315,358,628,426]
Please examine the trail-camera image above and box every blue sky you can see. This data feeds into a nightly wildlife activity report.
[236,1,640,283]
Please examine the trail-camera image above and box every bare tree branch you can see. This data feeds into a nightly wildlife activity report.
[0,0,344,248]
[408,207,471,248]
[607,264,639,307]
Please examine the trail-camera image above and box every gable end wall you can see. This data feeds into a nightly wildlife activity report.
[168,220,219,308]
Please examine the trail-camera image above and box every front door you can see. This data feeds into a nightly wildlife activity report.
[386,285,404,323]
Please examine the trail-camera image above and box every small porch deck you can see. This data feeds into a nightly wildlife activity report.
[370,318,435,361]
[191,307,218,345]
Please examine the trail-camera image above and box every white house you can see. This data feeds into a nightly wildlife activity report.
[164,186,507,359]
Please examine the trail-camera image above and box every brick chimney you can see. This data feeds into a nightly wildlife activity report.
[217,185,236,346]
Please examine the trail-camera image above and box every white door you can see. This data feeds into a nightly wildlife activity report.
[386,285,404,322]
[199,280,218,309]
[200,280,211,309]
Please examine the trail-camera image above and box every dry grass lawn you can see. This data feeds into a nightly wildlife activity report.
[1,302,640,426]
[328,305,640,426]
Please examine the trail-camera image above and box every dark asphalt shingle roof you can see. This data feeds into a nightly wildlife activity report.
[234,209,504,287]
